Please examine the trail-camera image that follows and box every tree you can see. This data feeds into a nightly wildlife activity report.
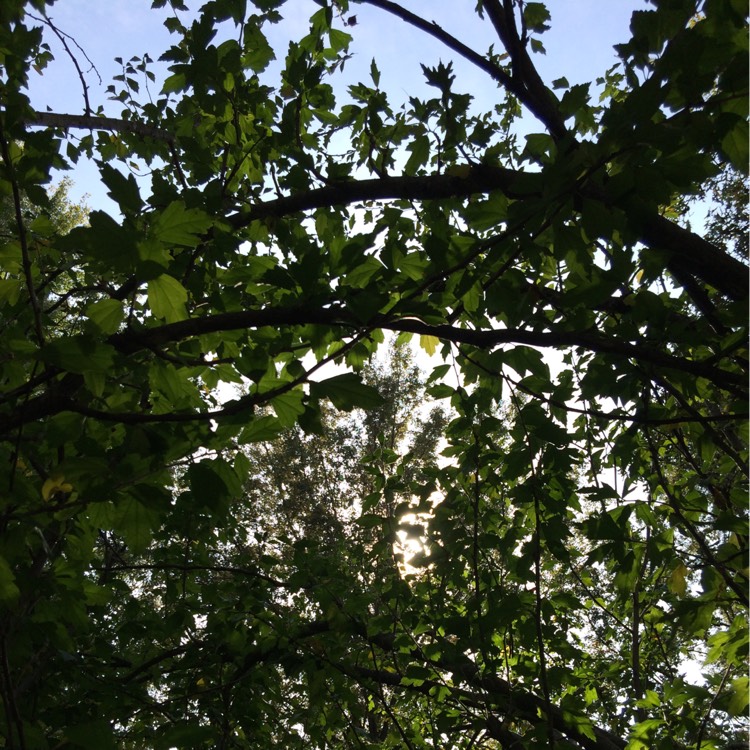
[701,164,748,262]
[0,1,747,748]
[0,174,87,235]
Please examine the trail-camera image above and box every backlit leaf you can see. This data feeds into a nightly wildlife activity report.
[311,373,384,410]
[148,274,188,322]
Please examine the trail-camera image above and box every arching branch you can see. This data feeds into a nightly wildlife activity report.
[24,110,172,142]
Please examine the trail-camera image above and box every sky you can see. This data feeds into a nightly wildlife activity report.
[23,0,649,213]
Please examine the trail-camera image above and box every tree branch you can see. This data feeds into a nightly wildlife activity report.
[94,562,286,589]
[24,110,172,142]
[350,626,628,750]
[356,0,567,138]
[1,303,743,439]
[355,0,516,91]
[479,0,567,139]
[227,166,748,301]
[223,608,629,750]
[28,13,100,116]
[640,211,747,301]
[229,164,536,227]
[22,108,748,300]
[108,307,747,393]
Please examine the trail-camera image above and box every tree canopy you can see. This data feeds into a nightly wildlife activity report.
[0,1,747,748]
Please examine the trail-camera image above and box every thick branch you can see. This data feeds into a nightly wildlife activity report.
[107,308,747,393]
[355,0,516,92]
[356,627,627,750]
[480,0,567,139]
[356,0,567,138]
[229,165,536,227]
[20,106,749,300]
[25,111,172,142]
[1,304,743,438]
[228,167,748,301]
[641,211,747,301]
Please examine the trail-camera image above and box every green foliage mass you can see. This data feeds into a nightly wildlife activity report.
[0,1,747,748]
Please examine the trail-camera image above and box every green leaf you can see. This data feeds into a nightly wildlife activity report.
[356,513,384,529]
[40,336,116,374]
[728,676,749,717]
[310,373,384,411]
[370,58,380,87]
[464,196,508,231]
[396,252,426,281]
[721,125,749,173]
[148,274,188,322]
[243,24,275,72]
[209,458,243,499]
[115,496,160,552]
[271,389,305,426]
[66,211,139,269]
[151,201,212,247]
[405,133,430,175]
[85,298,125,334]
[668,562,688,597]
[99,163,143,213]
[523,2,551,33]
[345,256,383,288]
[66,721,115,750]
[503,346,549,379]
[421,60,455,93]
[0,556,19,603]
[162,72,187,94]
[419,335,440,356]
[149,362,201,409]
[523,132,554,161]
[530,37,546,54]
[187,461,230,511]
[328,28,351,53]
[0,279,22,306]
[239,414,285,443]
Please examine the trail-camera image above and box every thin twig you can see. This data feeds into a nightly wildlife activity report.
[92,562,286,589]
[644,428,748,606]
[0,131,45,347]
[0,636,25,750]
[29,12,101,115]
[695,664,732,749]
[504,377,555,748]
